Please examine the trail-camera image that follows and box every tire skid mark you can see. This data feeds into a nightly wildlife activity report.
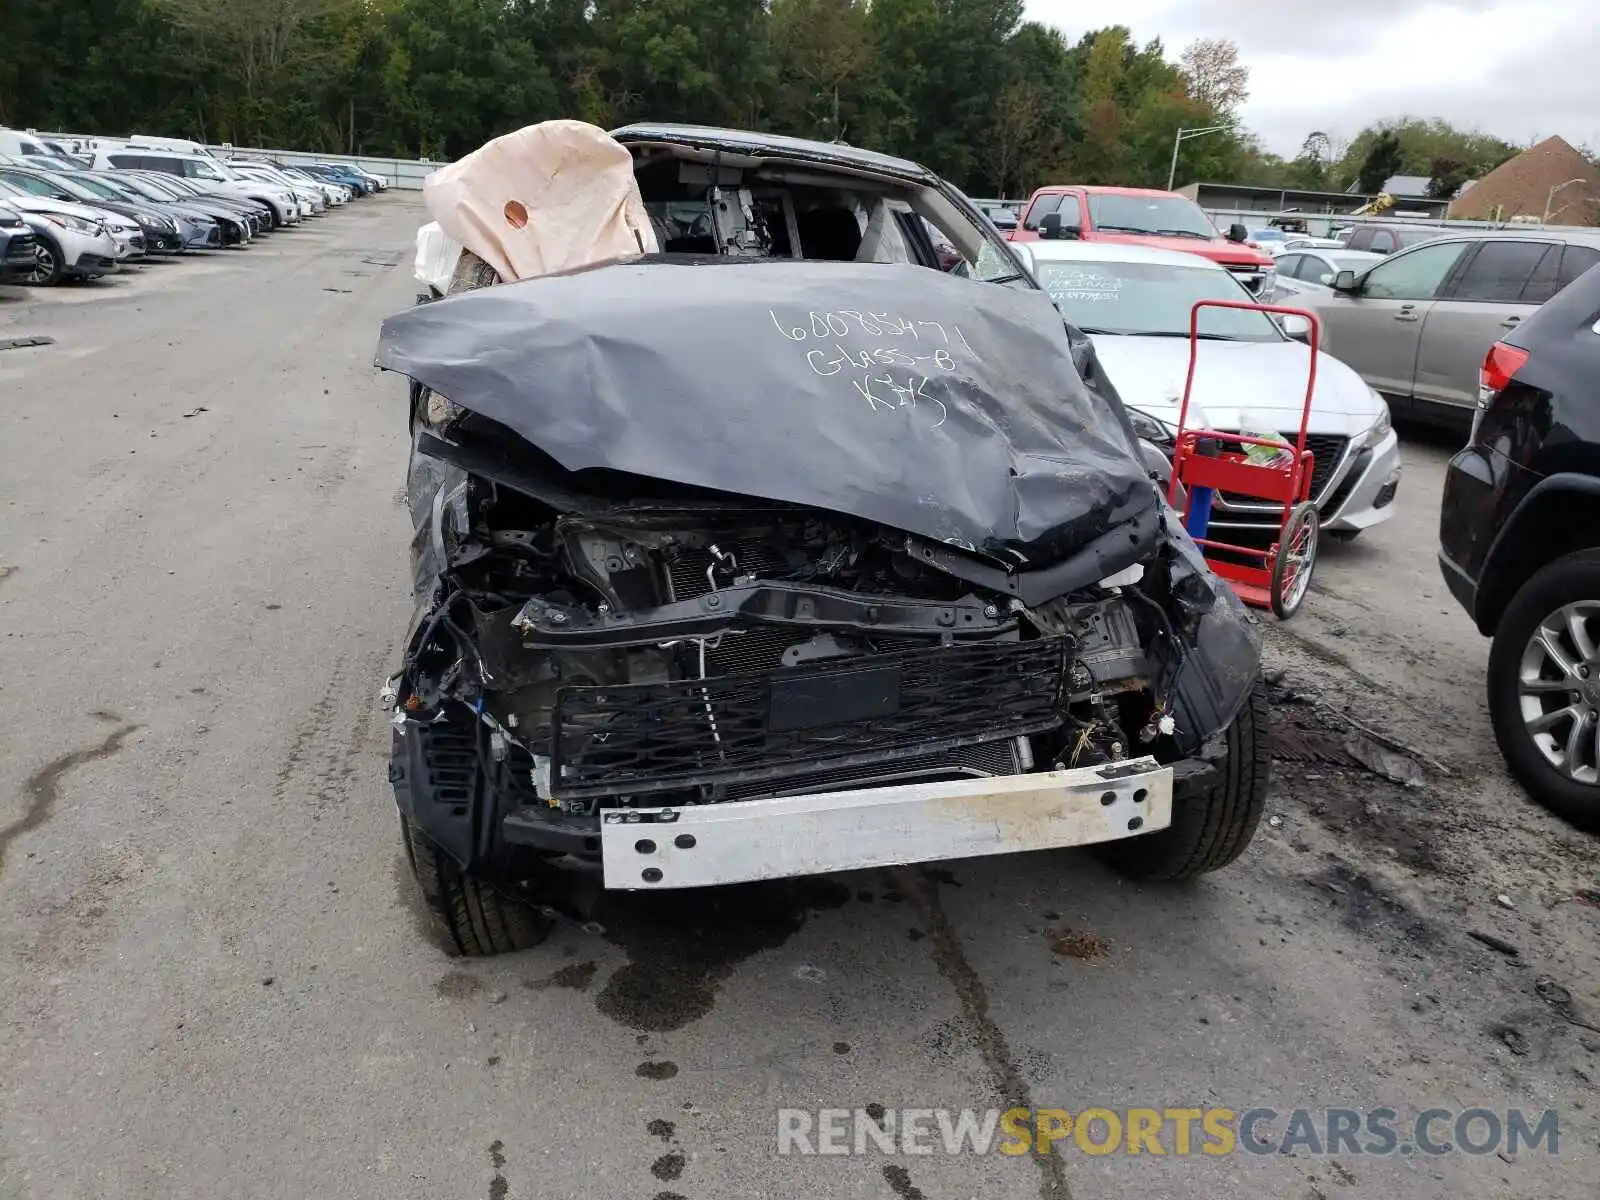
[274,653,347,803]
[4,719,141,880]
[275,640,392,810]
[896,866,1073,1200]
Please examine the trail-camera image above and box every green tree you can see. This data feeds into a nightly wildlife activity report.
[1356,129,1403,193]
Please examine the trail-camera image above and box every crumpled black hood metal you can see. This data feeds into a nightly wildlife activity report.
[375,258,1156,561]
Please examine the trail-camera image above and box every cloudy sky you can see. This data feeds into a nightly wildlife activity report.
[1027,0,1599,157]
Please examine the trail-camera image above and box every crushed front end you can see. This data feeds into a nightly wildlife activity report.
[378,259,1264,893]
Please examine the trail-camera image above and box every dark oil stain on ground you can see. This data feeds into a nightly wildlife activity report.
[524,961,598,991]
[650,1152,685,1181]
[652,1194,687,1200]
[635,1060,679,1081]
[882,1165,928,1199]
[435,970,485,999]
[592,876,850,1031]
[647,1119,676,1141]
[4,719,140,880]
[488,1139,508,1200]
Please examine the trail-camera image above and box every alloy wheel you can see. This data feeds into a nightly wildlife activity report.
[28,244,58,284]
[1517,601,1600,783]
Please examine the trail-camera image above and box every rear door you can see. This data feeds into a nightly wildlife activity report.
[1312,239,1472,402]
[1413,239,1555,413]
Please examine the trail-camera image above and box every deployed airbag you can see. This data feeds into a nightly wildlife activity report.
[422,119,659,283]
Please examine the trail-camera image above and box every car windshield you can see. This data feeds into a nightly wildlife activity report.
[44,172,110,201]
[139,176,188,199]
[1326,252,1380,273]
[83,174,144,200]
[1087,194,1218,239]
[190,161,232,182]
[0,172,62,198]
[1029,257,1283,341]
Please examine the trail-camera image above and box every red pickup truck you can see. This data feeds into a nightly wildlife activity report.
[1009,185,1275,294]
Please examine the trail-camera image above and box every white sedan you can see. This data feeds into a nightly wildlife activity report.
[1012,238,1402,541]
[1268,247,1385,299]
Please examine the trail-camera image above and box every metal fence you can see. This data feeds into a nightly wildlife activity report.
[26,130,444,190]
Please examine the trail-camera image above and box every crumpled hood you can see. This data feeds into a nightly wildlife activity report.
[1089,334,1385,435]
[376,258,1156,560]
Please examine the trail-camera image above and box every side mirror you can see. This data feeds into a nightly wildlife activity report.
[1280,314,1313,342]
[1331,270,1359,293]
[1038,212,1062,239]
[1227,223,1248,243]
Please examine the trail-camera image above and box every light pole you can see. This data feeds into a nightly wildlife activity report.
[1167,125,1230,191]
[1543,177,1588,224]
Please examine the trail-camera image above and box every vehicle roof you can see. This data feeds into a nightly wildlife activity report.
[1022,239,1229,271]
[1403,227,1600,249]
[1031,185,1185,197]
[1292,248,1384,260]
[610,123,935,184]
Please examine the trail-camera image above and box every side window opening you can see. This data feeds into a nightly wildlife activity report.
[1023,193,1063,231]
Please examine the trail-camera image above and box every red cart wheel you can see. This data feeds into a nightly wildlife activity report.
[1270,502,1320,620]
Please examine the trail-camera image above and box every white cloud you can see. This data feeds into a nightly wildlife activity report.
[1023,0,1600,157]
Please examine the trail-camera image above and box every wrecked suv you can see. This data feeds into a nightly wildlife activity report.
[378,125,1269,955]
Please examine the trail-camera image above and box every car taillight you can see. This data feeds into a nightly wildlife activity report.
[1480,342,1529,394]
[1472,342,1530,444]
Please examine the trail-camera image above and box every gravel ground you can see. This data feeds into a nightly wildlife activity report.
[0,197,1595,1199]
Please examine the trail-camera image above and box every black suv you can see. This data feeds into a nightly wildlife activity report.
[1440,262,1600,830]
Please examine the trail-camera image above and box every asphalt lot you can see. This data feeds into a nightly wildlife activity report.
[1,197,1596,1200]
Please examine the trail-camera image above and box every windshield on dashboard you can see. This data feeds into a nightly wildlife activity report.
[1030,259,1284,342]
[1087,194,1218,240]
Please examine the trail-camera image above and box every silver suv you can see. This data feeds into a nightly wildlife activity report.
[1304,229,1600,422]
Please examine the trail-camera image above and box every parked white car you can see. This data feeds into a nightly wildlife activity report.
[1012,239,1402,541]
[1271,236,1347,256]
[0,180,119,283]
[230,161,330,213]
[92,148,301,227]
[1268,248,1386,300]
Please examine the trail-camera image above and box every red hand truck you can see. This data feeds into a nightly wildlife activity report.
[1166,299,1322,620]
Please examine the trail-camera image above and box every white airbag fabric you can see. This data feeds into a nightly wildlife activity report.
[422,120,658,282]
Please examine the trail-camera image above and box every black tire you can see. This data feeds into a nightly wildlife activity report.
[1327,529,1361,544]
[399,811,553,956]
[1101,679,1271,880]
[28,233,64,285]
[1487,549,1600,833]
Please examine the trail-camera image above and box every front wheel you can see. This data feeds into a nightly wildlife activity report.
[1487,549,1600,832]
[400,812,553,956]
[28,234,64,285]
[1101,679,1270,880]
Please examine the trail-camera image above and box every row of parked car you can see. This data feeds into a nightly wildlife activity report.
[0,131,388,286]
[993,184,1600,830]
